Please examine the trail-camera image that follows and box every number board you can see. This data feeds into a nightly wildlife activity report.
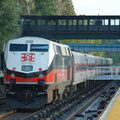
[22,65,33,72]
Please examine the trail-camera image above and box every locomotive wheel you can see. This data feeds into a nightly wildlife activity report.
[62,87,70,99]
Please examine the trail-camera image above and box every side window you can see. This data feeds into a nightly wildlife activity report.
[53,45,71,55]
[64,47,67,55]
[61,47,66,55]
[57,46,62,54]
[65,47,70,55]
[65,48,68,55]
[53,45,58,54]
[38,19,46,25]
[68,48,71,56]
[65,47,68,55]
[76,65,86,71]
[53,44,62,55]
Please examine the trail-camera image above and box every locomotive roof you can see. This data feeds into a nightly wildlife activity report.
[8,37,52,43]
[7,36,69,47]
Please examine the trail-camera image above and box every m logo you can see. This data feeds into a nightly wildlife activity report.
[21,53,35,62]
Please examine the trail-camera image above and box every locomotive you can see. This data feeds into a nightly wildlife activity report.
[3,37,112,108]
[0,53,6,105]
[0,73,6,105]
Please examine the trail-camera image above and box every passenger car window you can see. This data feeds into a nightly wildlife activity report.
[9,44,27,51]
[30,44,49,52]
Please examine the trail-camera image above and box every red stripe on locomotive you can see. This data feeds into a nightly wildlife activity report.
[4,68,73,83]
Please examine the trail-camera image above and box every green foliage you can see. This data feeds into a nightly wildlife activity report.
[19,0,75,15]
[62,39,105,57]
[19,0,57,15]
[17,0,34,15]
[0,0,21,47]
[62,0,76,15]
[0,0,76,49]
[102,40,120,65]
[34,0,57,15]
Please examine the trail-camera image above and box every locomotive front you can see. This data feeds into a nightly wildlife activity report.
[4,37,54,108]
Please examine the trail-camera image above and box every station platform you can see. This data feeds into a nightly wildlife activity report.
[99,88,120,120]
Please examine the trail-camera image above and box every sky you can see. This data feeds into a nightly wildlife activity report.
[72,0,120,15]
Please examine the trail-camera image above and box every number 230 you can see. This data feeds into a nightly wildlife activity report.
[26,40,33,43]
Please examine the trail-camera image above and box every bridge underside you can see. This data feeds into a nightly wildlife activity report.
[22,29,120,39]
[22,33,120,40]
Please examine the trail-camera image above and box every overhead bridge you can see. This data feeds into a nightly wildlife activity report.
[67,44,120,52]
[88,66,120,81]
[21,15,120,39]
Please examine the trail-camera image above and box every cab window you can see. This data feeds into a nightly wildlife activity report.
[10,44,27,51]
[30,44,49,52]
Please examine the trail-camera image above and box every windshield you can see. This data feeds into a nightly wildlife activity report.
[30,44,49,52]
[9,44,27,51]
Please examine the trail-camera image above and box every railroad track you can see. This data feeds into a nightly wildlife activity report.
[0,109,17,119]
[20,81,113,120]
[0,103,38,120]
[66,81,118,120]
[0,103,17,120]
[1,81,118,120]
[96,87,120,120]
[0,108,38,120]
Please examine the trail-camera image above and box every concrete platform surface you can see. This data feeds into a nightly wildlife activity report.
[99,88,120,120]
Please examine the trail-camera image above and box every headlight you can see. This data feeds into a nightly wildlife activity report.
[39,74,43,78]
[11,73,15,78]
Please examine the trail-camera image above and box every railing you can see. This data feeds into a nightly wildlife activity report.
[88,66,120,80]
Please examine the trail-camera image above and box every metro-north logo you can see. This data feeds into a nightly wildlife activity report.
[21,53,35,62]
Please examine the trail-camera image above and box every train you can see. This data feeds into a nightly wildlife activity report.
[3,37,113,108]
[0,73,6,105]
[0,53,6,105]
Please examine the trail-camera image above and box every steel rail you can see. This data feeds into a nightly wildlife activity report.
[0,109,17,119]
[66,81,115,120]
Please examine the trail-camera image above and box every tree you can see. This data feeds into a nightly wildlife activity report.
[62,39,105,57]
[34,0,57,15]
[17,0,35,15]
[63,0,76,15]
[102,39,120,65]
[0,0,21,47]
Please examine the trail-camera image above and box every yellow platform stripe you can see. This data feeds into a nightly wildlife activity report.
[106,95,120,120]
